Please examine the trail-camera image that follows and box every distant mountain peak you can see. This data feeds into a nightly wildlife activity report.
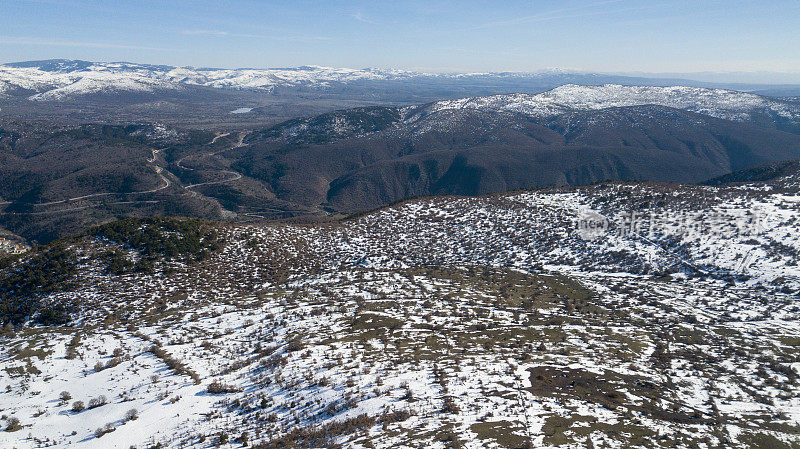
[421,84,800,125]
[5,58,95,73]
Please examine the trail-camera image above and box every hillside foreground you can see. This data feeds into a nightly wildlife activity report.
[1,178,799,449]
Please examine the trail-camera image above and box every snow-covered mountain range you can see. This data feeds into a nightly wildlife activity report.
[1,59,615,101]
[4,59,800,131]
[3,59,799,109]
[0,60,425,100]
[419,84,800,124]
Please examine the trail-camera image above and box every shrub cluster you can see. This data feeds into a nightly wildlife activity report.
[4,417,21,432]
[94,423,116,438]
[87,395,107,409]
[90,217,221,263]
[0,244,77,324]
[94,356,125,372]
[100,250,134,275]
[206,381,241,394]
[253,414,376,449]
[147,345,201,384]
[124,408,138,422]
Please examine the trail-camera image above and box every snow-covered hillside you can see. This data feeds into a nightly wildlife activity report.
[0,60,424,100]
[1,177,799,448]
[421,84,800,124]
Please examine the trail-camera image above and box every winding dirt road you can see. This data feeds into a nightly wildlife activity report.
[0,133,246,215]
[176,132,247,193]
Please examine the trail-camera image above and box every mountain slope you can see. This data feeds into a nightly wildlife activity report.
[704,159,800,190]
[0,122,226,243]
[422,84,800,133]
[237,102,800,213]
[1,178,798,448]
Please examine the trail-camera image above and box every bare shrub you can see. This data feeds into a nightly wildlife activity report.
[5,417,21,432]
[206,381,240,394]
[88,395,107,409]
[95,423,116,438]
[124,408,139,422]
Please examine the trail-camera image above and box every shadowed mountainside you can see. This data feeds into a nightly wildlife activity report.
[234,104,800,212]
[704,159,800,188]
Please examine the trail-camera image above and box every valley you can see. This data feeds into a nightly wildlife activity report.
[3,82,800,246]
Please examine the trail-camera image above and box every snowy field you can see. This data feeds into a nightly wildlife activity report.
[1,180,799,448]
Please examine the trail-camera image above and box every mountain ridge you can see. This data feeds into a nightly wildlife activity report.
[236,99,800,213]
[4,59,800,102]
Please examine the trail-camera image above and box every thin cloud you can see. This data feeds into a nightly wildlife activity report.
[180,30,330,43]
[0,36,171,51]
[352,12,378,25]
[478,0,627,28]
[271,35,332,43]
[181,30,230,36]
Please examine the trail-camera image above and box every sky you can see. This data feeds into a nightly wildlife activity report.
[2,0,800,79]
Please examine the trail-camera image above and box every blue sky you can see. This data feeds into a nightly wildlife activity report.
[2,0,800,76]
